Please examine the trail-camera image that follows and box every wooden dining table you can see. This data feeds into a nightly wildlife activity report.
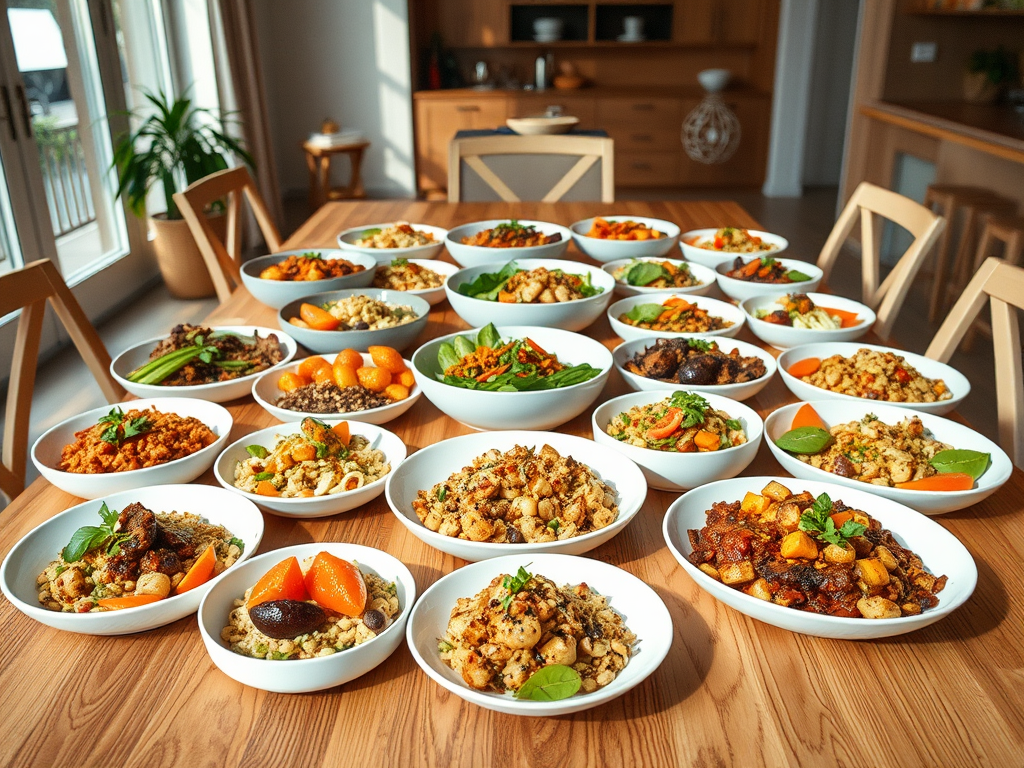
[2,200,1022,768]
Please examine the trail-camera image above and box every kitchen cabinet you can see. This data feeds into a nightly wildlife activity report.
[415,96,509,192]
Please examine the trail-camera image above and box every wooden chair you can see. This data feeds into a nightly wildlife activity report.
[1,260,124,501]
[174,166,283,303]
[816,181,946,339]
[925,257,1024,468]
[448,135,615,203]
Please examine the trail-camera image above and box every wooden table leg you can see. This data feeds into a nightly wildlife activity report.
[305,151,319,214]
[349,147,366,198]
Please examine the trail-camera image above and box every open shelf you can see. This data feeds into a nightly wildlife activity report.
[595,4,673,41]
[509,4,590,43]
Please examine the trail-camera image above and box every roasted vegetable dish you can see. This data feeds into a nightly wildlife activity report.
[688,227,776,253]
[439,566,635,696]
[372,258,444,291]
[585,217,664,240]
[611,259,702,290]
[606,391,746,453]
[687,480,947,618]
[258,252,366,281]
[617,297,733,334]
[724,256,812,284]
[623,337,767,386]
[790,349,952,404]
[274,348,413,413]
[355,223,437,249]
[412,444,618,544]
[756,293,860,330]
[457,261,601,303]
[287,295,419,332]
[460,221,560,248]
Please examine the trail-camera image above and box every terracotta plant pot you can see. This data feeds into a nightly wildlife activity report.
[149,212,227,299]
[963,71,1000,104]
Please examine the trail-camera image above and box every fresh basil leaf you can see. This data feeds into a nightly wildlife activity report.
[786,270,812,282]
[514,664,582,701]
[62,525,106,563]
[623,303,665,324]
[626,261,666,287]
[97,501,118,529]
[253,471,274,481]
[500,565,533,610]
[929,449,990,480]
[246,445,269,459]
[775,426,832,454]
[97,407,125,426]
[361,228,381,237]
[838,519,867,539]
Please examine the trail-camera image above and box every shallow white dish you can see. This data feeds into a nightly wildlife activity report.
[252,352,421,426]
[214,420,406,518]
[506,116,579,135]
[741,292,875,350]
[1,484,263,636]
[111,326,298,403]
[714,257,823,303]
[373,258,460,306]
[679,228,789,270]
[411,325,612,431]
[385,430,647,562]
[569,216,680,263]
[336,222,448,264]
[607,293,745,342]
[765,400,1012,516]
[198,542,415,693]
[31,398,232,500]
[239,250,377,310]
[663,476,977,639]
[777,342,969,417]
[592,390,762,491]
[444,220,571,268]
[612,335,776,402]
[277,288,430,354]
[446,258,615,332]
[406,553,672,716]
[601,257,717,297]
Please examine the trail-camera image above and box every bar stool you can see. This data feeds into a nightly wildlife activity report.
[923,184,1017,322]
[959,213,1024,351]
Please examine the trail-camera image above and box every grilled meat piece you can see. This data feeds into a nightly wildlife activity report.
[139,548,182,575]
[156,525,197,559]
[677,354,721,385]
[640,345,680,380]
[115,502,157,557]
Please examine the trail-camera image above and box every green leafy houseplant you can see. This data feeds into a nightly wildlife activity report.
[967,47,1017,87]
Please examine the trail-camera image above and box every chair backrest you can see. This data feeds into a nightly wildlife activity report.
[925,257,1024,468]
[448,135,615,203]
[173,166,283,303]
[816,181,946,339]
[1,260,124,501]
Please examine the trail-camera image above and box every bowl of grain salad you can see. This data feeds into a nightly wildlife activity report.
[252,351,422,426]
[607,293,744,343]
[198,543,415,693]
[31,398,233,500]
[240,250,377,309]
[277,288,430,353]
[372,258,459,306]
[778,342,970,416]
[679,227,789,269]
[337,222,448,263]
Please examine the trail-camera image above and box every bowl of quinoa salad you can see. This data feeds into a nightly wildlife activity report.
[198,543,415,693]
[252,351,422,426]
[337,222,447,263]
[372,258,459,306]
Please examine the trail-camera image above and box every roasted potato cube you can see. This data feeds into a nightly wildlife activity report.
[775,501,801,533]
[873,545,898,571]
[913,572,937,592]
[851,510,870,528]
[857,595,901,619]
[761,480,792,502]
[849,536,874,557]
[741,492,769,515]
[780,530,818,560]
[719,561,755,585]
[854,558,891,587]
[744,578,772,601]
[698,563,721,581]
[823,542,856,564]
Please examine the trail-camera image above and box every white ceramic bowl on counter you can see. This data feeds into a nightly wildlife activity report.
[569,216,680,263]
[198,542,415,693]
[411,325,612,431]
[111,326,298,403]
[741,293,875,350]
[406,553,672,716]
[764,400,1012,516]
[336,222,448,263]
[31,398,232,500]
[1,484,263,636]
[600,256,717,297]
[714,257,823,303]
[239,250,377,309]
[663,476,977,640]
[446,258,615,332]
[607,293,745,343]
[777,342,970,417]
[385,430,647,562]
[679,228,789,270]
[444,220,571,267]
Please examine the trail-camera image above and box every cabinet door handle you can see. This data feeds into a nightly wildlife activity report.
[0,86,15,140]
[456,105,480,112]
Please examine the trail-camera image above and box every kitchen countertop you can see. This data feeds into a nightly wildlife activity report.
[414,85,771,100]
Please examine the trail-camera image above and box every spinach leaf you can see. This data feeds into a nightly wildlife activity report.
[514,664,582,701]
[626,261,666,286]
[786,270,812,282]
[624,303,665,324]
[457,261,522,300]
[775,426,832,454]
[929,449,990,480]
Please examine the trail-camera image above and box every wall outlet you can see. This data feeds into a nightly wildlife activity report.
[911,42,937,63]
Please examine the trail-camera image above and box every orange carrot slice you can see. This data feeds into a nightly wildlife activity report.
[331,421,351,446]
[820,307,861,328]
[787,357,821,379]
[299,303,340,331]
[247,556,309,609]
[694,430,721,451]
[304,552,367,617]
[175,544,217,595]
[97,594,164,610]
[791,403,828,431]
[256,480,280,497]
[829,511,853,529]
[895,473,975,491]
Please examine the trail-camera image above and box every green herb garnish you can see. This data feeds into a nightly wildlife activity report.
[623,303,666,324]
[361,228,382,237]
[786,269,812,282]
[514,664,582,701]
[725,419,742,431]
[246,445,269,459]
[687,338,713,353]
[300,251,322,260]
[457,260,522,301]
[500,565,533,610]
[61,502,132,563]
[437,486,447,502]
[547,519,560,531]
[798,493,866,548]
[438,640,454,653]
[668,391,710,429]
[391,257,409,267]
[929,449,991,480]
[775,426,833,454]
[253,472,274,482]
[625,261,667,287]
[229,537,245,554]
[97,407,152,447]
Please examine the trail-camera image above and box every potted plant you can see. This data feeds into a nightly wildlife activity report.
[113,90,252,299]
[964,47,1017,104]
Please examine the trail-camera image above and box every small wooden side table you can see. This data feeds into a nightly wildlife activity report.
[302,140,370,212]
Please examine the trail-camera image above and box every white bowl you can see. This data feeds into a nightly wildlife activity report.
[411,325,612,431]
[764,400,1012,516]
[252,352,421,425]
[385,430,647,562]
[607,293,745,343]
[198,542,415,693]
[214,420,406,518]
[714,257,823,303]
[612,336,777,402]
[239,250,377,309]
[601,257,717,297]
[777,342,970,417]
[679,228,789,270]
[373,258,460,306]
[31,398,233,500]
[506,116,579,135]
[663,476,977,639]
[591,390,762,491]
[444,220,571,268]
[446,258,615,332]
[1,485,263,635]
[110,326,299,403]
[336,223,448,264]
[569,216,681,263]
[406,553,672,716]
[741,293,875,350]
[277,288,430,354]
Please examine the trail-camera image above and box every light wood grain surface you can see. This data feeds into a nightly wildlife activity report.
[2,201,1022,768]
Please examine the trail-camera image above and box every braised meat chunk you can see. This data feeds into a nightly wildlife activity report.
[624,338,767,386]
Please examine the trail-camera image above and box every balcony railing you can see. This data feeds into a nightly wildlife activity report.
[35,121,96,238]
